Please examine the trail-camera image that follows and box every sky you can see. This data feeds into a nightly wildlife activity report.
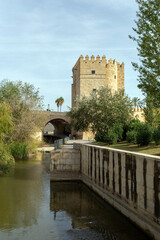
[0,0,143,111]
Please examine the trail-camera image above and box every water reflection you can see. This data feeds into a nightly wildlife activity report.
[50,182,152,240]
[0,154,152,240]
[0,153,48,231]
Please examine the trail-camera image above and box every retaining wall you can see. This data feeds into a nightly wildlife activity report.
[76,143,160,240]
[50,143,160,239]
[50,149,81,181]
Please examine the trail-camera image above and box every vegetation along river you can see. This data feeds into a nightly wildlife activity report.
[0,153,152,240]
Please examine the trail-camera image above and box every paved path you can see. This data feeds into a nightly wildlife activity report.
[37,140,92,152]
[61,140,91,150]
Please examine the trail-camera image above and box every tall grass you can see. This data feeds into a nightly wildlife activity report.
[0,142,15,175]
[9,141,28,160]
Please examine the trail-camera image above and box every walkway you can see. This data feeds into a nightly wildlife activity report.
[61,140,91,150]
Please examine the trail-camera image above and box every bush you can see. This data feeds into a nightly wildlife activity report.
[136,124,153,146]
[125,119,141,142]
[126,130,137,143]
[127,119,142,132]
[95,129,108,142]
[105,129,118,145]
[9,141,28,160]
[153,126,160,145]
[112,122,123,142]
[95,128,118,145]
[0,143,15,175]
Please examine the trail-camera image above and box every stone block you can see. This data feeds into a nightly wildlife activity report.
[65,158,74,165]
[65,165,72,170]
[136,172,144,185]
[146,201,154,215]
[52,151,60,159]
[146,174,154,189]
[71,151,80,159]
[74,158,80,165]
[136,157,144,173]
[146,160,154,176]
[62,151,72,159]
[146,187,154,201]
[74,164,80,171]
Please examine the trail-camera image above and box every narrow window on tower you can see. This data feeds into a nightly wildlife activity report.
[91,70,95,74]
[114,75,116,79]
[93,89,96,93]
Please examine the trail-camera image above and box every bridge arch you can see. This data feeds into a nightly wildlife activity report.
[42,112,71,142]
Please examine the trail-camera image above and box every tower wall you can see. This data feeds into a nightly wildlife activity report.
[117,62,124,91]
[80,55,107,99]
[106,59,117,92]
[72,55,125,107]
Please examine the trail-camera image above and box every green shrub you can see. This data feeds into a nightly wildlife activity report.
[95,127,118,145]
[105,129,118,144]
[95,129,108,142]
[0,143,15,175]
[112,122,123,142]
[153,126,160,145]
[125,119,141,142]
[127,119,142,131]
[9,141,28,160]
[126,130,137,143]
[136,124,153,146]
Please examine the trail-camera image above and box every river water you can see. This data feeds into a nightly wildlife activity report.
[0,153,152,240]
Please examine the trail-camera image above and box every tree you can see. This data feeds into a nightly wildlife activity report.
[67,88,133,134]
[129,0,160,107]
[55,98,60,112]
[0,79,44,143]
[0,102,13,141]
[0,102,15,174]
[132,97,141,108]
[142,95,160,127]
[59,97,64,112]
[55,97,64,112]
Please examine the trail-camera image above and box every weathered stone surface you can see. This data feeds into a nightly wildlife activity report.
[50,142,160,240]
[72,55,124,108]
[75,143,160,240]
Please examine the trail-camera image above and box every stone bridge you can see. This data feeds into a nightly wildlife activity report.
[33,111,92,142]
[43,111,70,130]
[33,111,71,142]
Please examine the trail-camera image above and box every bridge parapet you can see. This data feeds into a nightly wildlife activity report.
[42,111,70,126]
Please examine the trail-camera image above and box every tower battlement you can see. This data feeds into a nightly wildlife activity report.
[73,55,124,70]
[73,55,107,71]
[72,55,124,107]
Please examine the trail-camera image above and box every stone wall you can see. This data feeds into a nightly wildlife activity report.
[72,55,124,108]
[50,149,81,181]
[73,143,160,240]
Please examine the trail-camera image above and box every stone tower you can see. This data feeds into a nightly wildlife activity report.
[72,55,124,107]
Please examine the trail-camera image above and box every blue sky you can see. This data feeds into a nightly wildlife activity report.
[0,0,142,111]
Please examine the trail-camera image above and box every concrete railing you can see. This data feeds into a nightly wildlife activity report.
[73,143,160,240]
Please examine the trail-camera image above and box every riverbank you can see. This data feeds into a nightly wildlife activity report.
[28,144,54,158]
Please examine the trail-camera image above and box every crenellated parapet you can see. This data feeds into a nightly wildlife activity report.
[83,54,107,63]
[73,55,108,69]
[133,107,145,122]
[73,55,124,68]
